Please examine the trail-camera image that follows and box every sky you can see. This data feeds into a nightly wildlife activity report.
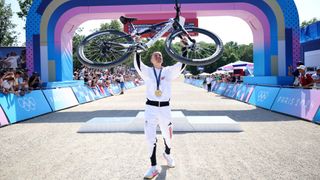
[5,0,320,46]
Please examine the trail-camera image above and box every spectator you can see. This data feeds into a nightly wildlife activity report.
[28,72,42,90]
[205,75,213,92]
[288,61,304,86]
[311,66,320,87]
[1,72,15,94]
[297,65,313,88]
[3,52,20,70]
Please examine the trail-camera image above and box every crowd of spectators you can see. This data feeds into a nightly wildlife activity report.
[186,61,320,89]
[1,50,142,96]
[0,50,42,96]
[288,62,320,88]
[73,65,142,94]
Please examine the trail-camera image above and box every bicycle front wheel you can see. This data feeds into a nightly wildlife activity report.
[165,27,224,66]
[77,30,134,69]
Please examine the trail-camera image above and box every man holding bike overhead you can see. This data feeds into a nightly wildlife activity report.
[134,51,186,179]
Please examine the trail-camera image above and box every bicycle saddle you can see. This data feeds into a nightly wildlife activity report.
[120,16,137,24]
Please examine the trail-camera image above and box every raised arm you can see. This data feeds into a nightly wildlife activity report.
[167,62,186,80]
[133,53,150,80]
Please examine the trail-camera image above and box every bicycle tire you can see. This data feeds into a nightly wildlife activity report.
[77,30,134,69]
[165,27,224,66]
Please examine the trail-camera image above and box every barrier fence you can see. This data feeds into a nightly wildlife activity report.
[0,81,139,127]
[185,78,320,124]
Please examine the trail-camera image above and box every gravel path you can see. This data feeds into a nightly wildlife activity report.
[0,78,319,180]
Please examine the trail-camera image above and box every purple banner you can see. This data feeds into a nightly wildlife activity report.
[271,88,320,121]
[0,106,9,127]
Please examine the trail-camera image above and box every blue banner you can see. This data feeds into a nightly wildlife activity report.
[213,82,221,92]
[91,87,104,99]
[0,91,52,123]
[235,84,255,102]
[225,83,242,98]
[103,88,112,97]
[313,107,320,124]
[248,86,280,109]
[223,84,235,96]
[271,88,320,121]
[109,84,121,95]
[42,88,79,111]
[215,82,228,95]
[0,105,9,127]
[71,85,96,104]
[210,81,217,92]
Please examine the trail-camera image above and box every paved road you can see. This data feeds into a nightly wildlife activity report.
[1,78,319,180]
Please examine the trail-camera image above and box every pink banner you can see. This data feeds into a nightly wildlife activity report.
[0,106,9,127]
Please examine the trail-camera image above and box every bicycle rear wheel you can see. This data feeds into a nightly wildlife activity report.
[77,30,134,69]
[165,27,224,66]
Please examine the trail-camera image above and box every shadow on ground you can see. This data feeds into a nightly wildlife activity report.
[21,108,297,124]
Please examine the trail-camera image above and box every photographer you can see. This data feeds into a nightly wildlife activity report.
[28,72,42,90]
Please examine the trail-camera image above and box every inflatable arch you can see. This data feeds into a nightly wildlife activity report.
[26,0,300,85]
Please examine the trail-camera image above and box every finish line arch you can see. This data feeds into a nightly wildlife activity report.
[26,0,300,85]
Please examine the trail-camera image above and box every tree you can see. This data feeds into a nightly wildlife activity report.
[72,28,85,70]
[0,0,17,46]
[17,0,32,21]
[301,17,319,28]
[99,20,122,31]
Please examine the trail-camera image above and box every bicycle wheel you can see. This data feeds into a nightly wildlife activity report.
[165,27,224,66]
[77,30,134,69]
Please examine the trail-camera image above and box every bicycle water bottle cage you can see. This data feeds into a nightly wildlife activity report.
[120,16,137,24]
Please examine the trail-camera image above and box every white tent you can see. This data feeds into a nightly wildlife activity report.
[198,72,210,76]
[221,61,253,71]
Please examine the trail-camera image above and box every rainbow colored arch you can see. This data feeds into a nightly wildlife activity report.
[26,0,300,85]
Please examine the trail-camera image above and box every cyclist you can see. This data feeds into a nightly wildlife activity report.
[134,51,185,179]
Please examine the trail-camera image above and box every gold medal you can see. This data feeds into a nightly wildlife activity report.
[155,90,162,97]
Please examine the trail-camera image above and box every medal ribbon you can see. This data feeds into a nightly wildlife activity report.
[153,67,162,91]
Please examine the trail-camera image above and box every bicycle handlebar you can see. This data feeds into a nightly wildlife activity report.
[174,0,181,20]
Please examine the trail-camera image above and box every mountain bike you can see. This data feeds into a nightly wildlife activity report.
[77,0,224,69]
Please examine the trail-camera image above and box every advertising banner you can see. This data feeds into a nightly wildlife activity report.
[313,107,320,124]
[0,90,52,123]
[235,84,255,102]
[71,85,95,104]
[210,80,217,92]
[271,88,320,121]
[91,87,104,99]
[223,84,235,97]
[109,84,121,95]
[215,82,228,95]
[225,83,242,98]
[213,82,221,92]
[103,88,112,97]
[43,88,79,111]
[248,86,280,109]
[0,105,9,127]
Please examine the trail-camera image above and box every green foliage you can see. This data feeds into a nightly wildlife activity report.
[186,41,253,74]
[99,20,122,31]
[17,0,32,21]
[301,18,319,28]
[72,28,85,70]
[0,0,17,46]
[72,19,253,72]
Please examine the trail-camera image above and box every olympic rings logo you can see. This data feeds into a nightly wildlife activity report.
[257,91,268,102]
[18,97,36,112]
